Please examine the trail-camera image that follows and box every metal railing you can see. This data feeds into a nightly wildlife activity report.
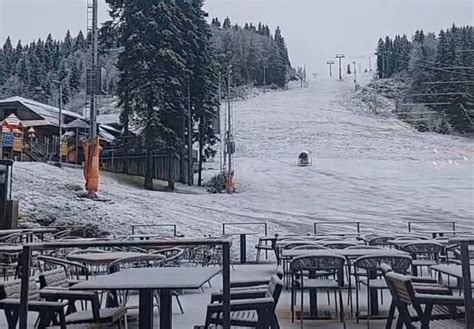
[131,224,178,237]
[407,220,456,233]
[18,238,232,329]
[313,221,361,235]
[222,222,268,236]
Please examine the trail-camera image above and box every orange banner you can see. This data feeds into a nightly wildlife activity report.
[83,138,102,194]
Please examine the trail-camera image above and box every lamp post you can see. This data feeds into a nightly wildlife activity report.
[52,80,63,167]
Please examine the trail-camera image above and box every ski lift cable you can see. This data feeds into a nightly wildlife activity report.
[380,51,474,73]
[381,54,474,78]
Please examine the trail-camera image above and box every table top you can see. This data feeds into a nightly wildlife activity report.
[431,264,474,282]
[66,251,145,264]
[227,232,259,236]
[71,267,222,290]
[388,239,450,246]
[282,248,408,258]
[0,228,57,235]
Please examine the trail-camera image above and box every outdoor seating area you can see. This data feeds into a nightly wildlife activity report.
[0,222,472,329]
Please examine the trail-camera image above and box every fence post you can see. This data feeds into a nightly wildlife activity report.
[461,241,473,328]
[19,245,32,329]
[222,242,231,329]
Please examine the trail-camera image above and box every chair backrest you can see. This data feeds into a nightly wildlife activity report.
[354,255,412,273]
[37,255,90,280]
[290,255,346,274]
[323,242,359,249]
[292,244,328,250]
[367,236,394,246]
[107,254,166,273]
[265,275,284,308]
[384,271,416,306]
[346,245,381,250]
[152,248,185,266]
[401,242,443,259]
[0,279,39,301]
[67,249,106,256]
[282,242,316,250]
[39,268,68,289]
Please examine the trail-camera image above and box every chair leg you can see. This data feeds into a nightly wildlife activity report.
[339,288,346,329]
[355,277,360,323]
[175,294,184,314]
[386,301,396,329]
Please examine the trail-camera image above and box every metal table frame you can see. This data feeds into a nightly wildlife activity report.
[131,224,178,237]
[18,238,233,329]
[222,222,268,264]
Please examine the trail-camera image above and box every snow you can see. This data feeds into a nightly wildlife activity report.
[13,73,474,241]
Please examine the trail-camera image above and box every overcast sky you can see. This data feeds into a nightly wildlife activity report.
[0,0,472,74]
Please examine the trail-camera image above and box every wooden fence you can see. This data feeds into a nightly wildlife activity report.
[101,152,184,184]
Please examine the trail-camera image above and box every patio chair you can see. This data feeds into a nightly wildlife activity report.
[290,254,346,328]
[0,277,67,329]
[255,237,278,264]
[228,268,284,292]
[380,264,461,329]
[384,271,467,329]
[353,255,412,327]
[151,247,185,267]
[37,269,128,328]
[202,274,283,328]
[0,233,23,244]
[401,242,443,276]
[37,255,90,284]
[0,246,20,281]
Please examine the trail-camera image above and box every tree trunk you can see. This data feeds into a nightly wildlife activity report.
[122,90,130,174]
[198,130,204,186]
[168,149,175,191]
[144,130,153,190]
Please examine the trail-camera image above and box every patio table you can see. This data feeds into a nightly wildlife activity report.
[66,251,145,266]
[387,239,451,248]
[227,232,258,264]
[71,267,221,329]
[431,264,474,282]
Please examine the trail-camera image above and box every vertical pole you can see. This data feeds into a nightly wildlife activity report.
[338,57,342,80]
[187,78,193,186]
[58,83,63,167]
[90,0,98,141]
[222,242,231,329]
[461,241,473,328]
[263,66,266,94]
[329,63,332,77]
[369,56,372,72]
[218,71,223,172]
[226,67,232,193]
[18,246,31,329]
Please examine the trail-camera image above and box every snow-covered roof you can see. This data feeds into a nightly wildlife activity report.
[97,112,121,125]
[0,96,83,126]
[64,118,90,129]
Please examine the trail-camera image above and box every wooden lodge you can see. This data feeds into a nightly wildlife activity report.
[0,96,119,163]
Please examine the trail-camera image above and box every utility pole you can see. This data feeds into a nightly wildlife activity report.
[52,80,63,168]
[263,66,266,94]
[226,67,234,193]
[335,54,345,80]
[326,60,334,77]
[187,78,193,186]
[89,0,98,141]
[368,57,372,72]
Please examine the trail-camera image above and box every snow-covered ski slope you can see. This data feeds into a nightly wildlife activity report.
[15,74,473,236]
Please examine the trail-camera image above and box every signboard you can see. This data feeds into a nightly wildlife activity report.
[2,133,13,147]
[13,132,23,152]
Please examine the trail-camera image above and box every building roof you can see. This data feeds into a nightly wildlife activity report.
[0,96,83,126]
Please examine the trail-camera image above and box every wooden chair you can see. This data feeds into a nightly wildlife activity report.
[384,271,466,328]
[203,274,283,329]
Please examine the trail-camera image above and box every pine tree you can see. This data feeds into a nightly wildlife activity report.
[222,17,231,29]
[63,30,73,54]
[211,18,221,28]
[75,30,86,50]
[376,38,385,78]
[69,59,82,93]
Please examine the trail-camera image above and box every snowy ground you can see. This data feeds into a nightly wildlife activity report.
[14,73,473,240]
